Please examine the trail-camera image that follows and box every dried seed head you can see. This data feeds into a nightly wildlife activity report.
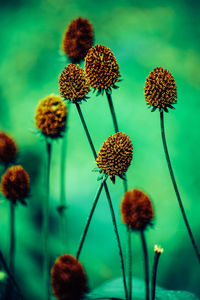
[96,132,133,182]
[62,17,93,63]
[144,67,177,112]
[51,254,88,300]
[0,132,17,164]
[85,45,121,93]
[154,245,164,254]
[1,165,30,204]
[121,189,154,231]
[59,64,90,103]
[35,94,67,138]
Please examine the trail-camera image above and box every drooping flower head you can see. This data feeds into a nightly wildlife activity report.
[1,165,30,205]
[0,132,17,165]
[144,67,177,112]
[62,17,93,63]
[121,189,154,231]
[59,63,90,103]
[51,254,88,300]
[96,132,133,183]
[85,45,121,95]
[35,94,67,139]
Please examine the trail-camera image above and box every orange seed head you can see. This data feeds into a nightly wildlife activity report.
[0,132,17,164]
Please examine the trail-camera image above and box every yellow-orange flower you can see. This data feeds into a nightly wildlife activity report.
[0,132,17,164]
[1,165,30,204]
[96,132,133,183]
[59,64,90,102]
[62,17,93,63]
[51,254,87,300]
[35,94,67,138]
[144,67,177,112]
[121,189,154,230]
[85,45,121,94]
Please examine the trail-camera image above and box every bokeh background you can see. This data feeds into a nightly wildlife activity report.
[0,0,200,299]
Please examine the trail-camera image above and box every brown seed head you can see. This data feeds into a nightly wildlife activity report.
[35,94,67,138]
[121,189,154,231]
[96,132,133,182]
[62,17,93,63]
[144,67,177,111]
[59,64,90,102]
[1,165,30,204]
[51,254,87,300]
[85,45,121,93]
[0,132,17,164]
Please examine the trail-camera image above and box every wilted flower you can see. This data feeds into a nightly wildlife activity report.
[144,67,177,112]
[1,165,30,204]
[121,189,154,230]
[51,254,87,300]
[85,45,121,94]
[35,94,67,138]
[96,132,133,183]
[62,17,93,63]
[59,64,90,103]
[0,132,17,164]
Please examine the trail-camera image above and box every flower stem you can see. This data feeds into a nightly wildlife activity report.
[160,111,200,263]
[43,140,52,300]
[151,249,163,300]
[9,202,15,274]
[140,231,149,300]
[75,103,128,300]
[76,176,107,260]
[127,226,132,300]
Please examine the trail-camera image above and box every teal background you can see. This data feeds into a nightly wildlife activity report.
[0,0,200,299]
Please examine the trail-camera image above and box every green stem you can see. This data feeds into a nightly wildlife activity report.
[160,111,200,263]
[127,226,132,300]
[75,104,128,300]
[9,203,15,274]
[43,140,52,300]
[140,231,149,300]
[76,176,107,260]
[151,250,162,300]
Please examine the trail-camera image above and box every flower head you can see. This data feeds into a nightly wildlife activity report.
[154,245,164,254]
[0,132,17,164]
[1,165,30,204]
[96,132,133,183]
[51,254,88,300]
[85,45,121,94]
[35,94,67,138]
[62,17,93,63]
[121,189,154,231]
[144,67,177,112]
[59,64,90,103]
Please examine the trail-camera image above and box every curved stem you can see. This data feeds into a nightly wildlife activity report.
[160,111,200,263]
[127,226,132,300]
[140,231,149,300]
[104,182,128,300]
[43,140,52,300]
[9,203,15,274]
[76,177,107,260]
[151,250,162,300]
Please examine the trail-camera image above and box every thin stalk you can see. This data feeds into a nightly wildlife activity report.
[75,103,128,300]
[43,140,52,300]
[127,226,132,300]
[151,249,163,300]
[9,203,15,274]
[140,231,149,300]
[160,111,200,263]
[76,176,107,260]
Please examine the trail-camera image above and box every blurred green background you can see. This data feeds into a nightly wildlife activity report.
[0,0,200,299]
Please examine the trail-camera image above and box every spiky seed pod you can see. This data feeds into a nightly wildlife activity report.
[51,254,88,300]
[96,132,133,183]
[121,189,154,231]
[35,94,67,138]
[144,67,177,112]
[0,132,17,164]
[62,17,93,63]
[59,64,90,103]
[1,165,30,204]
[85,45,121,94]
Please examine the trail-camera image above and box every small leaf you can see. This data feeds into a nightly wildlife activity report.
[151,106,157,112]
[97,174,104,181]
